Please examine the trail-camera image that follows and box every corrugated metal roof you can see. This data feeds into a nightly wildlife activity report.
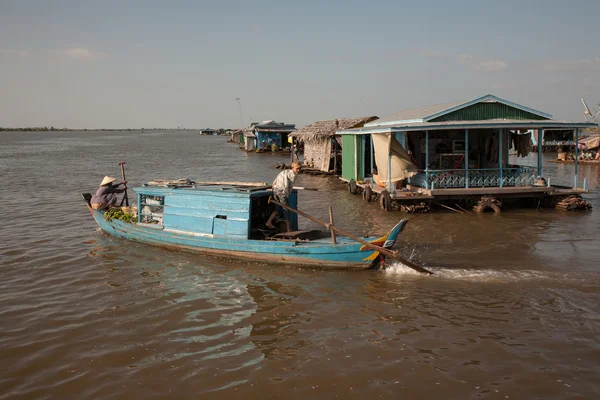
[368,100,466,125]
[365,94,553,127]
[338,119,597,135]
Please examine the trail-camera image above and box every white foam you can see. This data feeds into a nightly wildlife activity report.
[384,261,562,283]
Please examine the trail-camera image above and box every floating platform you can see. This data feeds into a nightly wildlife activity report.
[342,177,590,213]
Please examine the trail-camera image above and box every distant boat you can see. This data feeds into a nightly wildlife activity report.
[82,180,407,269]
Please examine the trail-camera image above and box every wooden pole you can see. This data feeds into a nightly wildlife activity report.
[454,202,473,215]
[119,161,129,207]
[193,181,269,187]
[328,206,337,244]
[269,198,433,274]
[333,139,338,175]
[433,201,464,214]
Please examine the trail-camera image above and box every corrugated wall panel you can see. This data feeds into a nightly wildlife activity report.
[431,103,548,122]
[357,136,364,181]
[163,191,250,237]
[341,135,356,181]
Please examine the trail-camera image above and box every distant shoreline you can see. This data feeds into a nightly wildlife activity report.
[0,128,196,132]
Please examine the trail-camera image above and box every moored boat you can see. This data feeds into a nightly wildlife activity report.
[82,180,410,270]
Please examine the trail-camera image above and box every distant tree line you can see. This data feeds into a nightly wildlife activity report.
[0,127,195,132]
[0,126,70,131]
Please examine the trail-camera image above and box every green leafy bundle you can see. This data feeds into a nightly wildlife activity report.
[104,208,136,223]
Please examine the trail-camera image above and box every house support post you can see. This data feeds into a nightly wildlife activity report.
[574,128,579,189]
[465,129,469,188]
[537,129,544,177]
[425,131,429,189]
[370,134,374,176]
[333,139,337,175]
[499,129,503,187]
[354,135,358,181]
[388,133,393,193]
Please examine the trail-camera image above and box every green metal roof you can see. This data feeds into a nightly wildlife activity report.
[365,94,553,127]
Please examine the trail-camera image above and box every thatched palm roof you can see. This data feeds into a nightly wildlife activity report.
[290,116,378,142]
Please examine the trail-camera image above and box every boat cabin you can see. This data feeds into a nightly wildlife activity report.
[134,182,298,239]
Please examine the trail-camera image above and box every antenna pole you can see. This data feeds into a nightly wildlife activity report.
[235,98,244,130]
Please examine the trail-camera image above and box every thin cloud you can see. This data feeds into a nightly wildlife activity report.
[539,58,600,72]
[417,49,446,58]
[0,48,29,57]
[48,47,109,61]
[458,53,507,72]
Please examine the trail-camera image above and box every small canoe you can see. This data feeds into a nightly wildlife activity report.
[82,182,408,270]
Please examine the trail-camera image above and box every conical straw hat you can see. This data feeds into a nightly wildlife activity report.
[100,176,117,186]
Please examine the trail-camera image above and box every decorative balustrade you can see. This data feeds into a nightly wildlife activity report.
[409,167,537,189]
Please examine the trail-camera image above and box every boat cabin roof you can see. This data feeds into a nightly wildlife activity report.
[134,180,272,196]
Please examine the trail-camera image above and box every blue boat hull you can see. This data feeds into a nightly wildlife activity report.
[87,207,407,270]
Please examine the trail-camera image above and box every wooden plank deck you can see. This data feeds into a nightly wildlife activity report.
[426,186,585,197]
[340,177,587,203]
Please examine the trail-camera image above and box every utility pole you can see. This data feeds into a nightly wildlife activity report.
[235,98,244,130]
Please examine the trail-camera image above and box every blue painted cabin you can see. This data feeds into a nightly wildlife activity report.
[136,184,298,239]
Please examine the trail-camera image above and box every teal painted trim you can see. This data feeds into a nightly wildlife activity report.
[336,121,596,136]
[465,129,469,189]
[499,129,503,187]
[537,129,544,177]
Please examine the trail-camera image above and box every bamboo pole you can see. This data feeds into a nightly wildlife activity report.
[269,198,433,275]
[328,206,337,244]
[454,202,473,215]
[433,201,464,214]
[119,161,129,207]
[194,181,269,187]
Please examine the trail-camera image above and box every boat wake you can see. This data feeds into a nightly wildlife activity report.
[384,261,590,284]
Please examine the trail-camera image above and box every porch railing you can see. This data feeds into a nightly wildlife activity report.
[409,167,537,189]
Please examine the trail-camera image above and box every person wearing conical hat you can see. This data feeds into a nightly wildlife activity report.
[90,176,127,210]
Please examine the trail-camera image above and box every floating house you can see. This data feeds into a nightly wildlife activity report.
[243,130,256,151]
[200,128,218,135]
[290,117,378,173]
[228,129,244,145]
[337,94,596,212]
[245,120,296,151]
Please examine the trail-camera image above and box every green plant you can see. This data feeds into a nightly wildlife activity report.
[104,208,136,223]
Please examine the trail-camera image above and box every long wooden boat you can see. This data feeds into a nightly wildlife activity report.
[82,181,409,269]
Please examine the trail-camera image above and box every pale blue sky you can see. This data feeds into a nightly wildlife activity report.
[1,0,599,129]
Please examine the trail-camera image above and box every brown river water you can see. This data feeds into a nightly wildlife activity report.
[1,130,599,399]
